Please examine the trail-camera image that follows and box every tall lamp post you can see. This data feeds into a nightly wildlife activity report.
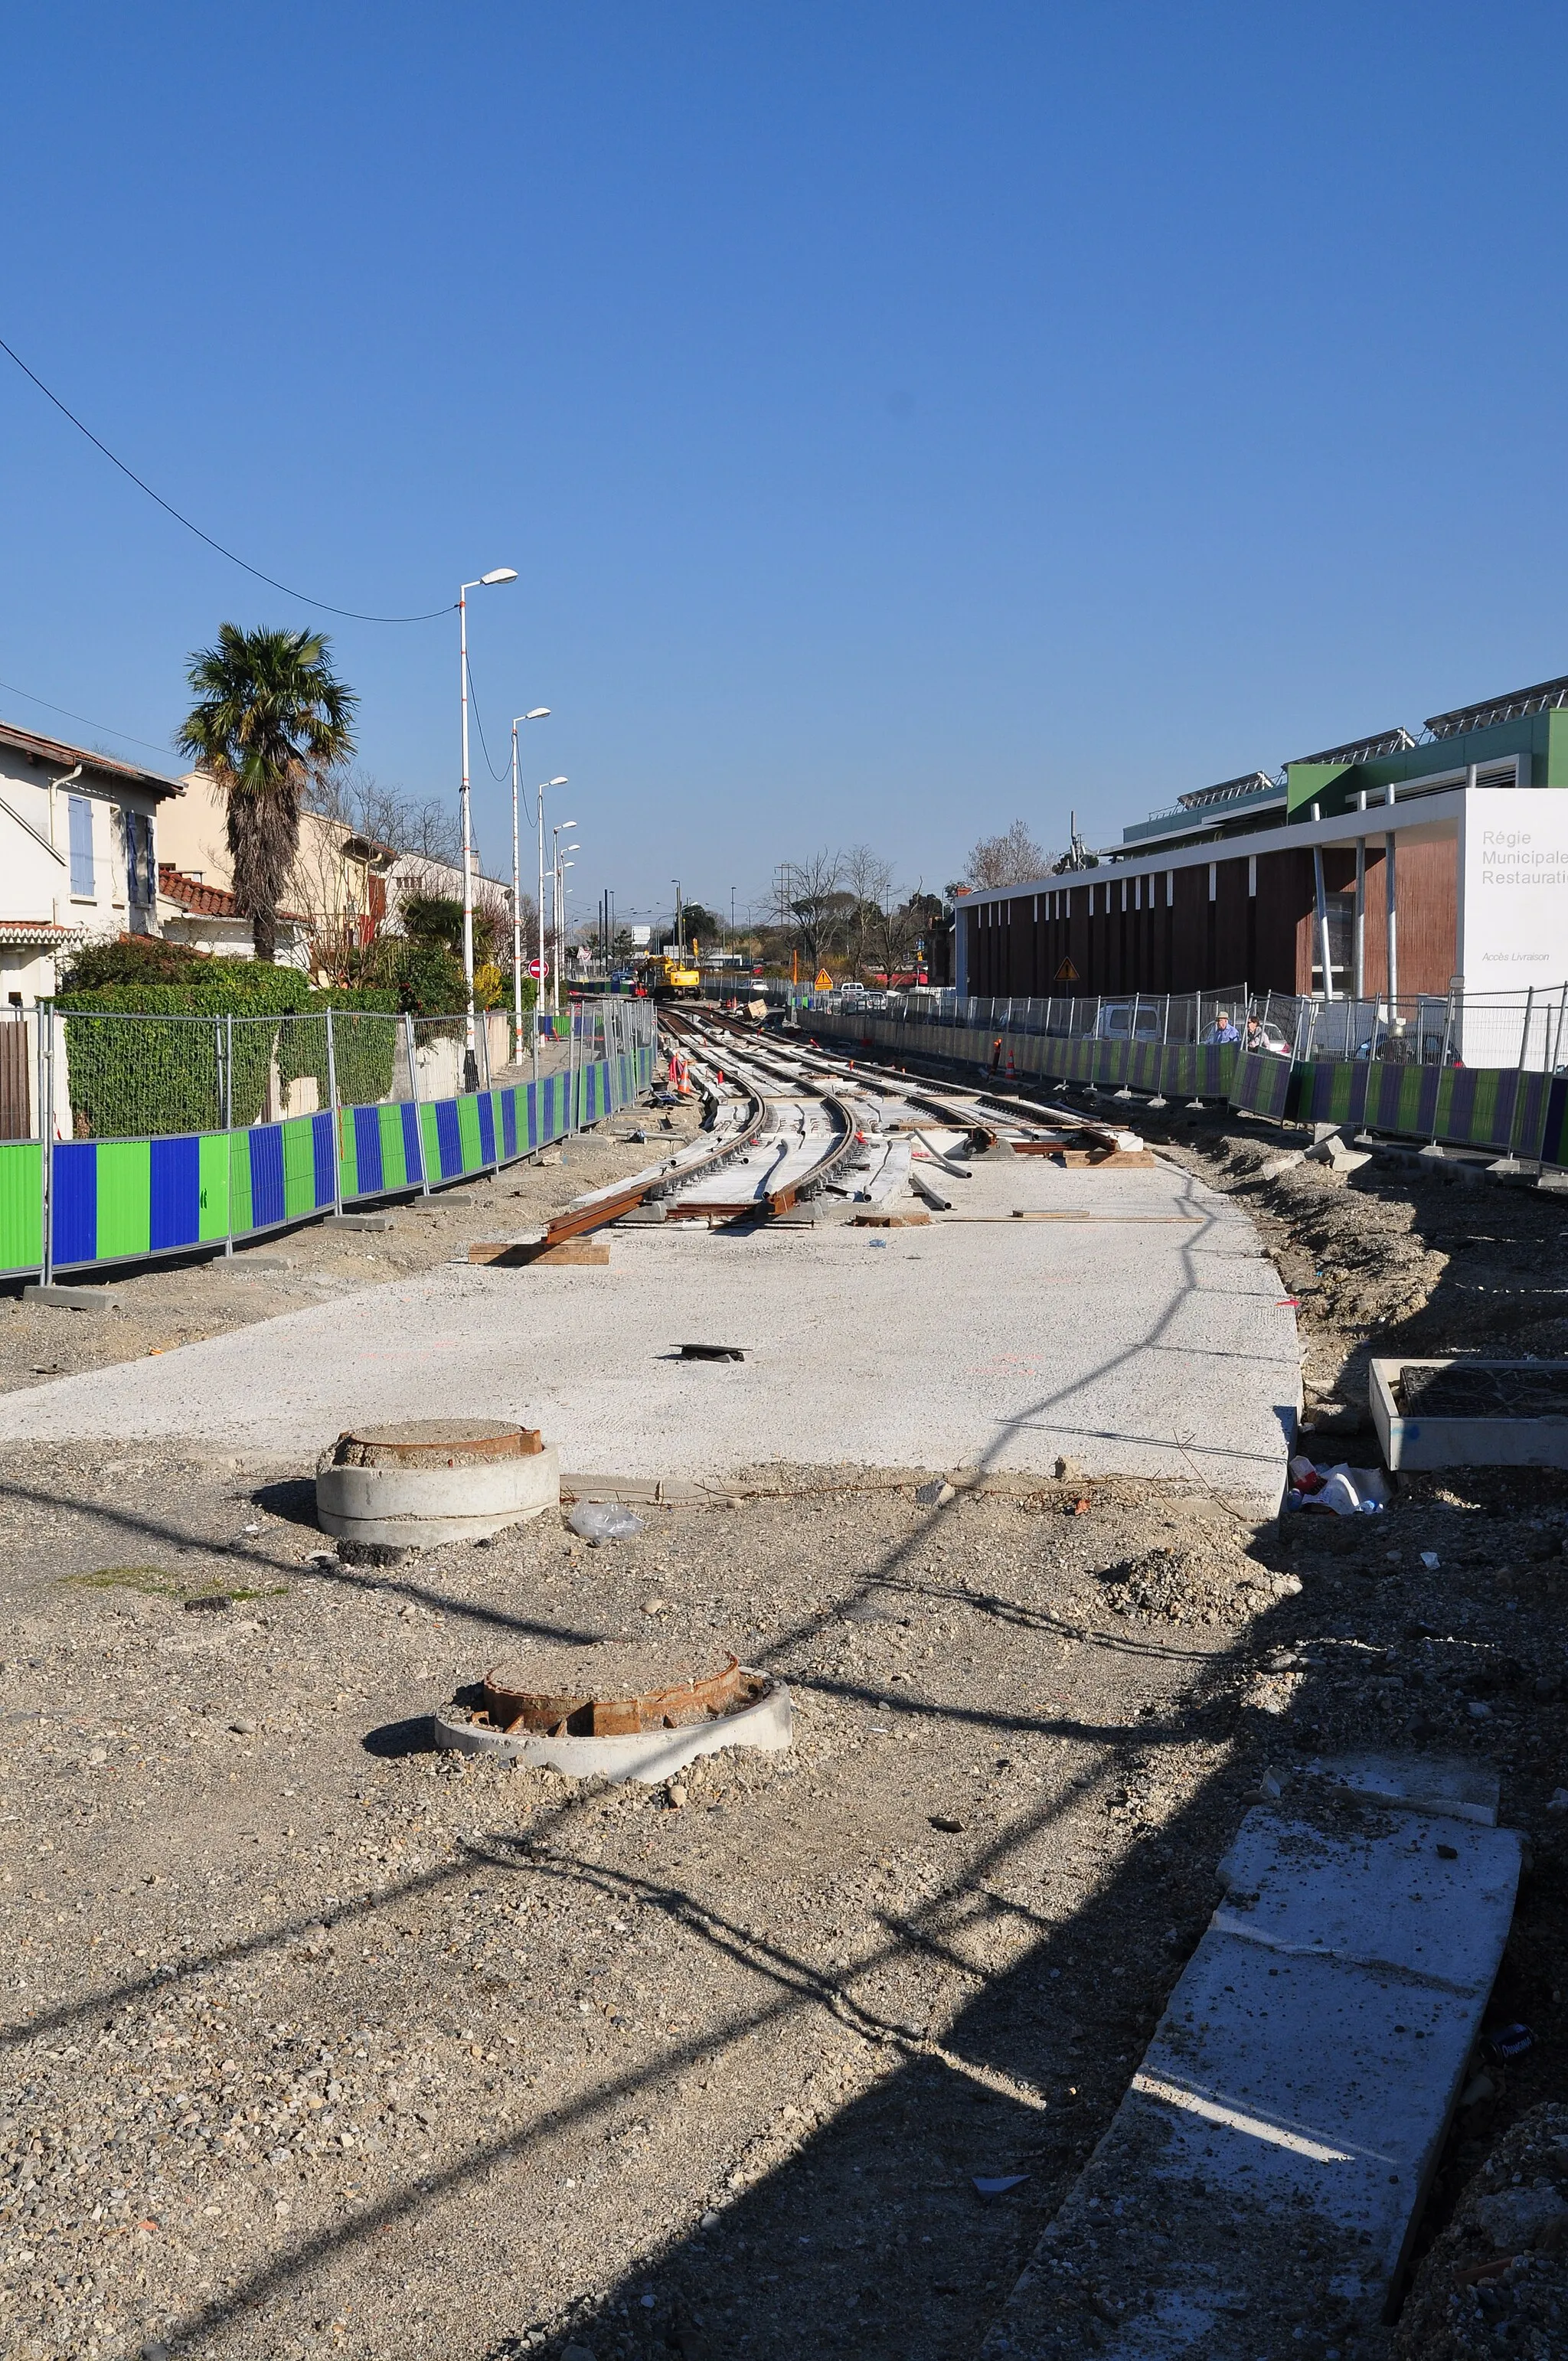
[540,793,573,1027]
[553,828,580,1013]
[459,568,517,1069]
[509,711,550,1064]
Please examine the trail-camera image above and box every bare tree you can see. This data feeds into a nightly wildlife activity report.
[839,844,896,980]
[960,818,1050,890]
[774,850,844,974]
[308,766,462,868]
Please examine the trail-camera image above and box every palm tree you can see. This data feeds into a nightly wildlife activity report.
[178,625,357,962]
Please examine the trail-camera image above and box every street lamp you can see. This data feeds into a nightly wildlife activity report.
[556,853,578,1015]
[509,710,550,1063]
[671,879,682,964]
[459,568,517,1067]
[552,818,579,1014]
[536,782,570,1049]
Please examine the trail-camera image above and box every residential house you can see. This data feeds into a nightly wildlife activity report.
[159,767,513,975]
[0,717,183,1004]
[155,864,310,965]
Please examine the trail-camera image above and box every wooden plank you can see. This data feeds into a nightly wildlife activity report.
[469,1239,611,1266]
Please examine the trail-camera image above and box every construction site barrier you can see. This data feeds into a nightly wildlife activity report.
[807,1002,1568,1172]
[0,1047,655,1284]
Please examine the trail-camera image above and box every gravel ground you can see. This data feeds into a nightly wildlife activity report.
[1391,2100,1568,2357]
[3,1047,1567,2358]
[0,1092,702,1403]
[0,1455,1294,2361]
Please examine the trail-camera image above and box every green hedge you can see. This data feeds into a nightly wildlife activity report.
[54,981,400,1140]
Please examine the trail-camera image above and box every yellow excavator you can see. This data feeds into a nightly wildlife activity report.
[642,949,702,1000]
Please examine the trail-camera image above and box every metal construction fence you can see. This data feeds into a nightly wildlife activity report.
[0,1000,658,1283]
[804,981,1568,1171]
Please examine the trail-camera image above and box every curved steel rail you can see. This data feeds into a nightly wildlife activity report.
[534,1021,766,1245]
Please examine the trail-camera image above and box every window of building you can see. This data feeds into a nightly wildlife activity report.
[68,796,95,897]
[1165,870,1174,906]
[1207,862,1217,903]
[1312,891,1357,994]
[124,809,155,908]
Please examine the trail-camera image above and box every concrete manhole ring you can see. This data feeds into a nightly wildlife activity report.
[315,1419,560,1548]
[433,1646,792,1783]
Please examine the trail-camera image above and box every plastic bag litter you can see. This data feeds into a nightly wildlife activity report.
[1285,1456,1390,1516]
[567,1502,645,1544]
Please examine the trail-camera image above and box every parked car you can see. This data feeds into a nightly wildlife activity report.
[1091,1001,1165,1042]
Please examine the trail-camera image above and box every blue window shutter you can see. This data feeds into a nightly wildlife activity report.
[142,813,156,905]
[68,797,95,896]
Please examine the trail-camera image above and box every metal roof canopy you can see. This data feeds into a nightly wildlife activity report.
[1426,674,1568,738]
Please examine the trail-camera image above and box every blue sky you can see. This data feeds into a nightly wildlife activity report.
[3,2,1566,929]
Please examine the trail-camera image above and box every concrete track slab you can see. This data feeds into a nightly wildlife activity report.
[0,1157,1298,1507]
[983,1791,1523,2359]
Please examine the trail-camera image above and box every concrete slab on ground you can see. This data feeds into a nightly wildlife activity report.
[0,1155,1298,1508]
[982,1779,1522,2359]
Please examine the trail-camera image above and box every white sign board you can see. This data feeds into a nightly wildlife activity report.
[630,924,651,946]
[1462,789,1568,986]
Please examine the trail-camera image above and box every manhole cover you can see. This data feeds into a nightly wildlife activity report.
[328,1419,544,1467]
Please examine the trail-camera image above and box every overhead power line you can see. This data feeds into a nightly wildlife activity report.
[0,674,180,764]
[0,332,452,625]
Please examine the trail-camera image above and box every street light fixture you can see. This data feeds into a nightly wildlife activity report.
[547,817,578,1010]
[553,824,580,1014]
[510,710,551,1063]
[534,780,571,1041]
[459,568,517,1067]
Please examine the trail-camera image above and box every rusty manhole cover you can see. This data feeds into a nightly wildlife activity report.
[327,1419,544,1469]
[474,1645,763,1739]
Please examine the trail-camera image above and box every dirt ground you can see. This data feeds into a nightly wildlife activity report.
[0,1458,1278,2361]
[1,1065,1566,2357]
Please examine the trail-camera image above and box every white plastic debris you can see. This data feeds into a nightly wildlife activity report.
[567,1502,645,1543]
[1420,1550,1441,1569]
[1285,1458,1390,1516]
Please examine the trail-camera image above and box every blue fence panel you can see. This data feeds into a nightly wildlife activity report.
[149,1135,201,1252]
[249,1126,286,1229]
[51,1143,97,1269]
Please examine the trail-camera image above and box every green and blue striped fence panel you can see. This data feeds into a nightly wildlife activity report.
[1228,1052,1299,1122]
[1155,1043,1236,1100]
[1288,1060,1555,1159]
[0,1043,656,1280]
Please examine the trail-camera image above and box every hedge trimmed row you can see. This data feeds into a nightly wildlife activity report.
[54,981,401,1141]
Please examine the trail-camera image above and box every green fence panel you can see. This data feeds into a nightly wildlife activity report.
[378,1100,412,1190]
[281,1118,318,1219]
[95,1139,153,1263]
[198,1134,230,1242]
[456,1095,482,1172]
[0,1141,43,1275]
